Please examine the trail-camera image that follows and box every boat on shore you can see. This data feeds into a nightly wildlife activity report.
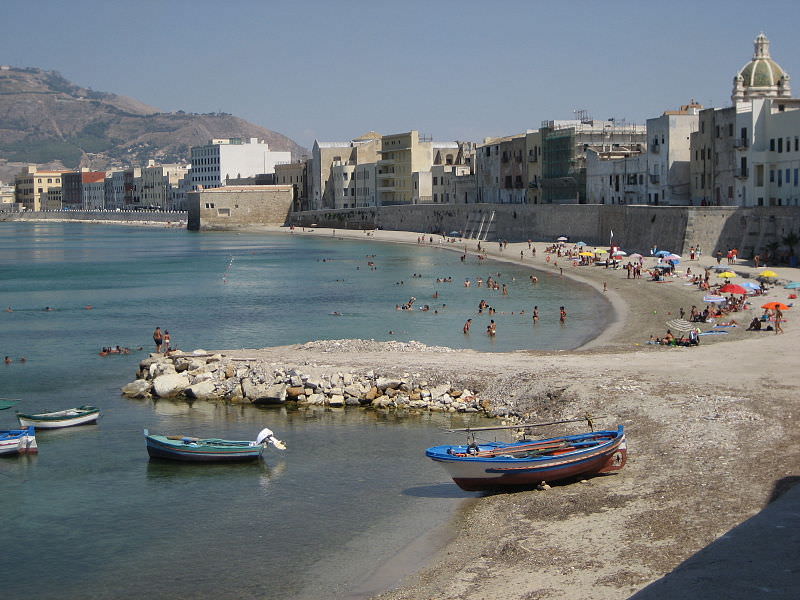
[426,424,627,491]
[0,426,38,455]
[144,427,286,462]
[17,405,100,428]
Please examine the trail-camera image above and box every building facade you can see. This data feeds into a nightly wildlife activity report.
[14,166,64,211]
[61,170,106,209]
[189,138,290,190]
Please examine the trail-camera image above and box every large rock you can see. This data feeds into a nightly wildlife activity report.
[242,379,287,404]
[152,373,190,398]
[376,377,402,390]
[286,386,305,399]
[186,380,218,400]
[121,379,151,398]
[328,394,345,407]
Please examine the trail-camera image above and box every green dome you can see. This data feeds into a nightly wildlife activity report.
[738,57,787,87]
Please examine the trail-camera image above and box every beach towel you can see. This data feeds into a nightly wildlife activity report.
[698,331,729,336]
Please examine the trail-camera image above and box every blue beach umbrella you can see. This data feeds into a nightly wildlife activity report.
[703,295,727,303]
[741,281,762,290]
[785,281,800,289]
[655,250,672,257]
[576,241,587,246]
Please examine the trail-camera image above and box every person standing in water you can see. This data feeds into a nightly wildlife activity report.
[153,327,164,353]
[463,319,472,334]
[559,306,567,325]
[163,330,171,352]
[533,306,539,323]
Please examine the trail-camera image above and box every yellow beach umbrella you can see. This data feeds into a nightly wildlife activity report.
[579,251,594,257]
[717,271,736,278]
[759,270,779,278]
[594,248,608,254]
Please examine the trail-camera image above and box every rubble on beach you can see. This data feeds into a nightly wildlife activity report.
[122,346,487,414]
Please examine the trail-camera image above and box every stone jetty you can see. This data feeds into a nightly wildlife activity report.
[121,349,491,414]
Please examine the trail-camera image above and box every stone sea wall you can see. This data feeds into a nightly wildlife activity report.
[291,204,800,258]
[0,210,186,225]
[121,349,498,415]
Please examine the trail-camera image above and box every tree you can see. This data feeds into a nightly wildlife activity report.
[764,241,780,264]
[781,231,799,257]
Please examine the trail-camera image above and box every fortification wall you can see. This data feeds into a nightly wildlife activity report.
[291,203,800,258]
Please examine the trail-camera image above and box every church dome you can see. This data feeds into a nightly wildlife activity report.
[732,33,791,102]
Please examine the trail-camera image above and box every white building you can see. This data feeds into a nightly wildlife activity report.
[188,138,290,190]
[105,170,126,209]
[645,104,701,205]
[585,149,647,204]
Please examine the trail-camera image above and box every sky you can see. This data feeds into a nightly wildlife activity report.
[2,0,799,151]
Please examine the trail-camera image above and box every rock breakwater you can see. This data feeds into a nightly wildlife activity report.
[121,348,492,414]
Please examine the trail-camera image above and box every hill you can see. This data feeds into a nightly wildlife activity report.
[0,66,306,182]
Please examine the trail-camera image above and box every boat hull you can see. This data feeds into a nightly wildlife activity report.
[426,427,626,491]
[17,411,100,429]
[0,426,38,455]
[145,434,263,462]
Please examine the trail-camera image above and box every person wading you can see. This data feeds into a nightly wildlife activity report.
[153,327,164,353]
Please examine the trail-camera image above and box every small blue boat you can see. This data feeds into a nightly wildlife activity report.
[0,426,38,456]
[144,428,285,462]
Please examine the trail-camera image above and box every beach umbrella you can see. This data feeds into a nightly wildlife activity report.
[448,231,461,236]
[713,265,732,272]
[784,281,800,289]
[703,295,727,303]
[578,251,594,257]
[666,318,696,332]
[717,271,737,278]
[654,264,672,270]
[741,281,762,290]
[654,250,672,257]
[759,270,779,278]
[665,253,681,260]
[612,250,627,257]
[594,248,608,254]
[719,283,748,295]
[576,241,587,246]
[629,253,643,260]
[761,302,790,310]
[557,236,568,242]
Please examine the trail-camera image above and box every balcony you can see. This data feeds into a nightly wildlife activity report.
[528,154,538,162]
[733,138,749,150]
[649,174,660,184]
[650,143,660,154]
[735,167,749,179]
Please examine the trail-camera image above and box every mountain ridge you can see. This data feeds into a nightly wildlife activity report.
[0,66,306,182]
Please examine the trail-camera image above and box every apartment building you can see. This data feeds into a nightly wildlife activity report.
[61,170,106,209]
[476,133,528,204]
[14,166,65,211]
[140,161,189,208]
[275,161,308,211]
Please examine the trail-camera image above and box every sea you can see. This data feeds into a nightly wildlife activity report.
[0,222,611,599]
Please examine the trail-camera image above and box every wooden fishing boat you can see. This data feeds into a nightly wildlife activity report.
[17,405,100,429]
[144,427,286,462]
[426,424,627,491]
[0,426,38,455]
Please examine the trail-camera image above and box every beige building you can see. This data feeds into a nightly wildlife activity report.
[140,161,189,209]
[274,161,308,211]
[525,130,543,203]
[377,131,434,205]
[187,185,294,230]
[14,166,65,211]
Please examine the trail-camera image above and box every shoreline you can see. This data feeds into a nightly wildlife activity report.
[217,225,799,599]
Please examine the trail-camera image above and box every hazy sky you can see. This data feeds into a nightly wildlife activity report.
[3,0,799,151]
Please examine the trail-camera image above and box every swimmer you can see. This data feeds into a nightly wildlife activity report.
[463,318,472,333]
[19,357,26,363]
[84,305,94,310]
[330,311,342,316]
[533,306,539,323]
[4,356,12,364]
[5,306,12,312]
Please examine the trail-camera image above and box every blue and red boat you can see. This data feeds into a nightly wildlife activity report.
[426,424,627,491]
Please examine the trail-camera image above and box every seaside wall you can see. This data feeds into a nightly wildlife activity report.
[0,210,186,224]
[291,204,800,257]
[187,186,293,230]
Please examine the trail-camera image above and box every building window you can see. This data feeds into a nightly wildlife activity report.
[795,169,798,186]
[433,177,438,185]
[770,170,775,183]
[715,125,720,138]
[778,138,783,153]
[728,123,734,137]
[770,139,775,151]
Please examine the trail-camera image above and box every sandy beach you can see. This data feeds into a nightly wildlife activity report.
[220,225,800,599]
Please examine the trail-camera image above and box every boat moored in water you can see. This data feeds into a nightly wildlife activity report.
[144,427,286,462]
[16,405,100,429]
[0,426,38,455]
[426,425,627,491]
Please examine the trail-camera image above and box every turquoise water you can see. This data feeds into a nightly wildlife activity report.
[0,222,610,599]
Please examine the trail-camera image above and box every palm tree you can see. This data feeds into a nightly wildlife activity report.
[764,241,780,264]
[781,231,799,257]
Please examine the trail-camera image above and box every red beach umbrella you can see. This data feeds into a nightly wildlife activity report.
[719,284,748,295]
